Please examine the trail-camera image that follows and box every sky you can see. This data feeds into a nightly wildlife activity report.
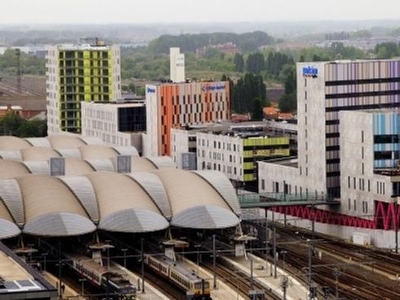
[1,0,400,24]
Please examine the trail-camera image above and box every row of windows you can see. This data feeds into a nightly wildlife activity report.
[268,180,316,197]
[199,150,239,164]
[374,135,400,144]
[83,130,130,146]
[170,270,191,290]
[84,109,115,121]
[374,151,400,160]
[60,50,110,60]
[198,138,240,152]
[168,93,226,106]
[347,198,369,214]
[347,176,371,192]
[200,161,240,176]
[326,77,400,86]
[326,89,400,100]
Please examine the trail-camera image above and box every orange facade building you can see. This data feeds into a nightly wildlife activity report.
[145,81,230,156]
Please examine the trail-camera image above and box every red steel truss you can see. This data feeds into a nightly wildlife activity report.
[270,200,399,230]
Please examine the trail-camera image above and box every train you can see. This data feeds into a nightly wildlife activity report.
[69,254,137,299]
[144,253,211,299]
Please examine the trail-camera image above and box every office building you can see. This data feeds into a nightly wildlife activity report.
[172,122,290,189]
[258,59,400,248]
[340,109,400,220]
[144,81,230,156]
[261,59,400,198]
[81,100,146,153]
[46,39,122,134]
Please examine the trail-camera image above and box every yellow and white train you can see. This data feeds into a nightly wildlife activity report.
[144,253,211,299]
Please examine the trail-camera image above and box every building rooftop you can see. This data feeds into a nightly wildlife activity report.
[0,242,57,298]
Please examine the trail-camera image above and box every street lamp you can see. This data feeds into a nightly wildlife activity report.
[194,244,201,275]
[307,239,314,300]
[79,278,86,297]
[42,252,48,272]
[121,248,128,268]
[140,238,145,293]
[212,234,217,289]
[104,240,114,269]
[391,195,399,253]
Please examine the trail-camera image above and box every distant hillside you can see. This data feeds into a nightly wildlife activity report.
[1,20,399,46]
[148,31,275,53]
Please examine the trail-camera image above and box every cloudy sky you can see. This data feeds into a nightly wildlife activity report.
[1,0,399,24]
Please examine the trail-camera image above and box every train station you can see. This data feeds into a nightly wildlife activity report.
[4,134,393,299]
[0,135,289,300]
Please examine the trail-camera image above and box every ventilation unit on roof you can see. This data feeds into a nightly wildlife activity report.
[50,157,65,176]
[116,155,131,173]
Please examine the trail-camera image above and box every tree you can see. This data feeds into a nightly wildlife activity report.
[375,42,400,59]
[279,92,296,113]
[0,112,47,137]
[233,53,244,72]
[252,97,264,121]
[232,73,268,114]
[246,52,265,74]
[18,119,47,137]
[278,65,297,113]
[0,112,24,136]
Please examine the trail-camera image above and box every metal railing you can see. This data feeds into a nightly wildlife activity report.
[238,192,338,208]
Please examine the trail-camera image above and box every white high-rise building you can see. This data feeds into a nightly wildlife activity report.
[170,47,185,83]
[258,59,400,248]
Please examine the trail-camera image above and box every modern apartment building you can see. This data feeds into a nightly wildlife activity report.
[144,81,230,156]
[46,39,122,134]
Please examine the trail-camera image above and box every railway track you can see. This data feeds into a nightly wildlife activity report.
[199,254,281,300]
[258,223,400,299]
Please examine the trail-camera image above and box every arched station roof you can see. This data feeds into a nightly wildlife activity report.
[0,156,176,178]
[0,136,139,162]
[0,169,241,239]
[0,135,172,177]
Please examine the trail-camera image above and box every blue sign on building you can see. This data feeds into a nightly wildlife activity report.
[302,66,318,78]
[146,86,156,93]
[201,83,226,92]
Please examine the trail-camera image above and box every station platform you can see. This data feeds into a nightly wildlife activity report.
[112,258,242,300]
[42,264,169,300]
[110,262,170,300]
[42,271,81,299]
[112,252,309,300]
[223,253,309,300]
[182,252,308,300]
